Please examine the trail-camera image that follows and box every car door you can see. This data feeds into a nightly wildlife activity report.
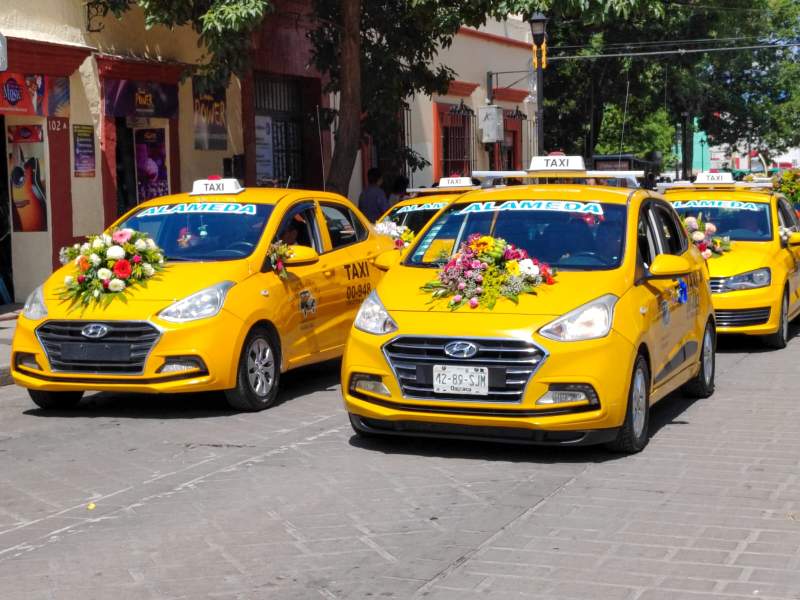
[776,197,800,314]
[269,200,327,367]
[316,200,378,351]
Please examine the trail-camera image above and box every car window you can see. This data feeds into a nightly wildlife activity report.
[672,200,772,241]
[637,206,659,268]
[275,202,322,252]
[777,199,799,231]
[321,203,367,250]
[651,203,686,255]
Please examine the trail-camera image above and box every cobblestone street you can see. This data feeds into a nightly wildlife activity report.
[1,331,799,600]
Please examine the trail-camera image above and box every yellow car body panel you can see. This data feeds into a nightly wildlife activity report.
[342,185,715,445]
[665,188,800,335]
[12,187,393,395]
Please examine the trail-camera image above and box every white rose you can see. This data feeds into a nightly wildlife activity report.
[80,242,90,254]
[146,238,157,250]
[89,253,102,266]
[92,238,105,250]
[691,231,705,242]
[106,245,125,260]
[97,268,112,281]
[59,248,69,265]
[73,243,80,250]
[134,239,147,251]
[518,258,540,277]
[142,263,155,277]
[108,278,126,292]
[93,289,100,298]
[64,275,74,286]
[157,255,164,264]
[102,234,113,245]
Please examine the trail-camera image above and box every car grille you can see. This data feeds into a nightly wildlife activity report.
[709,277,727,294]
[715,308,771,327]
[36,321,160,374]
[383,336,546,403]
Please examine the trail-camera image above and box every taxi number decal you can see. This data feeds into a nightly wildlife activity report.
[346,282,372,304]
[458,200,604,216]
[673,200,761,211]
[137,202,258,217]
[344,261,370,280]
[396,203,447,214]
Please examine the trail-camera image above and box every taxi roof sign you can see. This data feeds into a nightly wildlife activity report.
[190,178,244,196]
[438,176,474,188]
[529,155,586,171]
[695,171,734,185]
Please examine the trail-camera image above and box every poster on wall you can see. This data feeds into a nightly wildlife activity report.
[72,125,96,178]
[0,73,70,117]
[192,78,227,151]
[104,79,178,119]
[133,128,169,202]
[254,115,274,184]
[7,125,47,232]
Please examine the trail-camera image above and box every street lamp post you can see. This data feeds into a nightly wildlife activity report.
[700,138,706,172]
[529,13,548,156]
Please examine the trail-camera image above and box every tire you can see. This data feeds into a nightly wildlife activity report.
[607,354,650,454]
[764,290,789,350]
[224,327,281,411]
[28,390,83,410]
[683,321,716,398]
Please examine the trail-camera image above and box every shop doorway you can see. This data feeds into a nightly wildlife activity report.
[115,118,170,216]
[0,115,13,303]
[115,118,138,217]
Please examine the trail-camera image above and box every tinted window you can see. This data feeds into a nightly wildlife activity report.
[276,203,322,252]
[407,199,627,270]
[652,204,686,255]
[672,200,772,241]
[777,199,798,231]
[321,204,366,249]
[121,202,273,261]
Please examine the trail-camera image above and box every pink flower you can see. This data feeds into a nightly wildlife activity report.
[705,222,717,235]
[457,281,466,290]
[475,287,483,295]
[469,297,479,308]
[132,255,142,264]
[453,294,463,304]
[465,270,473,278]
[701,249,713,260]
[684,217,698,232]
[471,260,482,269]
[475,275,483,283]
[112,229,133,244]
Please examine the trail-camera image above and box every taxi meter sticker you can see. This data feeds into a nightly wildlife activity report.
[137,203,258,217]
[673,200,761,211]
[396,203,447,214]
[458,200,604,216]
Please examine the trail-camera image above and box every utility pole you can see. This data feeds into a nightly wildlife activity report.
[529,13,548,156]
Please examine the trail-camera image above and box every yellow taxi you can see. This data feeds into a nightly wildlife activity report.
[342,157,716,453]
[378,177,480,235]
[664,172,800,348]
[12,178,392,411]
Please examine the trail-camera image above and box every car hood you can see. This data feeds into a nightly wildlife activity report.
[706,241,778,278]
[378,265,630,316]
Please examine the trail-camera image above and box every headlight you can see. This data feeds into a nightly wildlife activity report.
[159,281,235,323]
[720,268,771,292]
[23,285,48,320]
[354,291,397,335]
[539,294,618,342]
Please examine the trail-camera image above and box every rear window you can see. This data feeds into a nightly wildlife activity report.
[382,202,448,234]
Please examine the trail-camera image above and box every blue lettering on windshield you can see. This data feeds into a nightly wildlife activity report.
[137,203,258,217]
[673,200,761,211]
[396,202,447,214]
[458,200,603,216]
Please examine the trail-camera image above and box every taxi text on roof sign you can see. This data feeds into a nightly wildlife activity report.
[529,155,586,171]
[190,178,244,196]
[695,171,735,185]
[438,177,474,188]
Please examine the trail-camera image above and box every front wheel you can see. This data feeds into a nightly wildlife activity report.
[764,291,789,350]
[28,390,83,410]
[607,354,650,454]
[224,327,280,411]
[683,321,716,398]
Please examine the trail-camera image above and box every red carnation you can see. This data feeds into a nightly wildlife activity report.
[698,241,708,252]
[77,275,86,284]
[102,280,110,289]
[113,259,132,280]
[275,259,284,272]
[132,255,142,264]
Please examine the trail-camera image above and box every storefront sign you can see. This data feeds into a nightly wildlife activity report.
[0,73,70,117]
[73,124,96,178]
[7,125,48,232]
[193,78,227,151]
[255,115,274,183]
[134,128,170,202]
[105,79,178,118]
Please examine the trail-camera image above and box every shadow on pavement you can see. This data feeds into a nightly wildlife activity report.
[22,358,342,420]
[716,320,799,354]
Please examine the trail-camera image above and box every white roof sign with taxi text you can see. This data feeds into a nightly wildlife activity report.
[695,171,734,185]
[438,177,474,188]
[529,155,586,171]
[190,178,244,196]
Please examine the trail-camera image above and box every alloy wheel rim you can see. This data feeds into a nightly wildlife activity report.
[246,338,275,398]
[702,328,714,387]
[632,366,647,438]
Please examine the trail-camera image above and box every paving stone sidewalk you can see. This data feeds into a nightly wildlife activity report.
[0,304,19,387]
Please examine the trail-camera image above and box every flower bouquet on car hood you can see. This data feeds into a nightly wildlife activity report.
[58,228,165,308]
[375,220,415,249]
[421,234,555,310]
[683,216,730,259]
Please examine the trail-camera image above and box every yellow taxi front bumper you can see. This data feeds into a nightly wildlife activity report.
[712,284,782,336]
[341,319,637,446]
[11,310,247,394]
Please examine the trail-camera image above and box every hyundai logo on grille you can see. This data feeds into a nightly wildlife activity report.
[444,341,478,359]
[81,323,109,339]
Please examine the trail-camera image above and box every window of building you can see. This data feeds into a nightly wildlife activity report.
[254,75,304,187]
[435,101,476,179]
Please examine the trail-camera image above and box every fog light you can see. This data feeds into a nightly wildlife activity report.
[15,352,41,371]
[537,384,599,406]
[157,356,206,374]
[350,373,391,396]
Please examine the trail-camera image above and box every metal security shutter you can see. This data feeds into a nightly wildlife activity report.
[254,75,304,186]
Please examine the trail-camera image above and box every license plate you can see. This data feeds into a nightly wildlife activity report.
[60,343,131,363]
[432,365,488,396]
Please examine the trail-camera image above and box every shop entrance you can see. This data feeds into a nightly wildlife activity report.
[0,115,13,303]
[115,118,171,217]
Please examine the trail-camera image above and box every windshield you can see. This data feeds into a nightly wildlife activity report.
[382,201,448,233]
[120,202,273,261]
[407,199,627,270]
[672,200,772,241]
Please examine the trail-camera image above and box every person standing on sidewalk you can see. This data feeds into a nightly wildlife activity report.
[358,168,389,222]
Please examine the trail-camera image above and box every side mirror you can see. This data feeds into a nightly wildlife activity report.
[648,254,692,279]
[787,232,800,247]
[284,245,320,266]
[374,250,401,271]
